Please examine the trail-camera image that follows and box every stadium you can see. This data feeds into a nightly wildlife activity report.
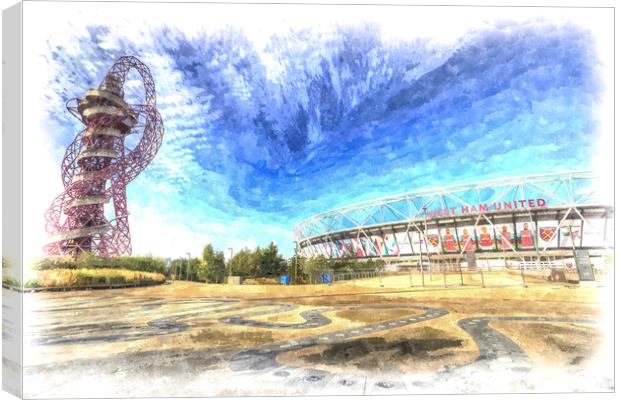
[294,170,613,278]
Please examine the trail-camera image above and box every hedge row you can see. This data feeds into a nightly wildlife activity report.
[25,268,166,288]
[32,253,167,275]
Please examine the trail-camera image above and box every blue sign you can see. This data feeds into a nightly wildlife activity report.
[279,275,291,285]
[321,274,331,283]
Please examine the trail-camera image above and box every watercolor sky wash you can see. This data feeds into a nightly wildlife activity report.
[21,3,613,261]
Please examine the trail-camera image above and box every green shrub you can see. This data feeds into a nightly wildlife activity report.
[24,280,41,288]
[30,268,165,288]
[32,254,167,275]
[114,256,167,274]
[301,255,385,276]
[32,255,79,270]
[2,276,20,288]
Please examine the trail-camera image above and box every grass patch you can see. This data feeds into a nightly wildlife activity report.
[26,268,165,288]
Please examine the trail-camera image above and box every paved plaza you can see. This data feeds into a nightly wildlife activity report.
[22,278,613,397]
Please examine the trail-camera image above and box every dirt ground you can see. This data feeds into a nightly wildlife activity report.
[491,321,604,370]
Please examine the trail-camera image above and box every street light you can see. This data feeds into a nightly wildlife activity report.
[417,231,424,288]
[186,252,191,281]
[228,247,233,282]
[423,207,431,281]
[293,242,298,285]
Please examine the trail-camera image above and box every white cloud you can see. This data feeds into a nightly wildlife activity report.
[18,3,611,265]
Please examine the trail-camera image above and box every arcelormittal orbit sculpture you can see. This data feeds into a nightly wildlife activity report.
[44,56,164,257]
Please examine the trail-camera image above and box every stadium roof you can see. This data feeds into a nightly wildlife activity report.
[294,170,610,241]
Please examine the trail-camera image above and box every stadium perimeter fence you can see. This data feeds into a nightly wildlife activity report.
[311,262,609,289]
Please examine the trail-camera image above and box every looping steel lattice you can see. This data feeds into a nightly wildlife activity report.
[44,56,164,257]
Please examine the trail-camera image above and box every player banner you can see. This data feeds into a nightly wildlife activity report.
[457,225,476,252]
[476,225,495,250]
[516,222,535,249]
[496,224,515,250]
[441,227,458,253]
[300,212,611,256]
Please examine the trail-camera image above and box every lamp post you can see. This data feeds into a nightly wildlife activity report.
[293,242,298,285]
[423,207,431,281]
[418,230,425,288]
[228,247,233,282]
[186,252,191,281]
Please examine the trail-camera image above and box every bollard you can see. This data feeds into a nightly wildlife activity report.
[443,268,447,288]
[480,269,485,288]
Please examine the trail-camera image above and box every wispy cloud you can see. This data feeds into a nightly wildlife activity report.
[26,5,606,259]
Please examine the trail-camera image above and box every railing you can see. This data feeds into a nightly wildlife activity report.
[510,261,565,270]
[332,270,382,282]
[315,264,610,288]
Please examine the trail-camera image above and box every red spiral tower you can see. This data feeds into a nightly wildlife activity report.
[44,56,164,257]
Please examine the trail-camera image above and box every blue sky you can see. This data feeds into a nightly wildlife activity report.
[25,4,611,259]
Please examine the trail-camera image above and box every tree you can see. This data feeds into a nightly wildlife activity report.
[298,255,384,281]
[326,256,356,272]
[302,255,328,276]
[229,248,259,277]
[187,257,203,281]
[287,255,307,284]
[169,257,198,280]
[115,255,167,275]
[202,244,226,283]
[256,242,287,277]
[169,258,185,279]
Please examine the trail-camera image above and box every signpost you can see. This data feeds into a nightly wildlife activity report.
[574,249,595,282]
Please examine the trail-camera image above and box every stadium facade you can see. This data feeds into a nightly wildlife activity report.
[294,171,613,267]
